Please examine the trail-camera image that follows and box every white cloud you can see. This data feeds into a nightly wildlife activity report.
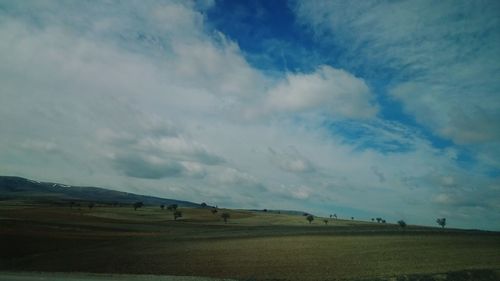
[268,147,314,173]
[263,65,378,119]
[293,0,500,165]
[0,0,499,230]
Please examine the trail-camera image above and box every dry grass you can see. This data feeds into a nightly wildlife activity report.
[1,203,499,281]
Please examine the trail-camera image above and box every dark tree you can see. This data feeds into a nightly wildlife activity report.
[263,209,268,212]
[397,220,407,228]
[88,202,95,210]
[133,202,144,211]
[381,219,386,223]
[306,215,314,224]
[211,208,218,214]
[167,204,178,211]
[436,218,446,228]
[221,212,230,224]
[70,201,75,209]
[173,210,182,220]
[200,202,208,208]
[351,217,354,220]
[371,218,375,222]
[323,219,329,225]
[333,214,337,219]
[160,204,165,210]
[376,217,382,223]
[329,214,333,218]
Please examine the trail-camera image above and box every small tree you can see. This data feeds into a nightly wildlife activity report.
[306,215,314,224]
[160,204,165,210]
[70,201,75,209]
[200,202,208,208]
[436,218,446,228]
[211,208,218,214]
[329,214,333,218]
[167,204,178,211]
[333,214,337,219]
[173,210,182,220]
[371,218,375,222]
[221,212,230,224]
[381,219,386,223]
[397,220,407,228]
[88,202,95,210]
[133,202,143,211]
[263,209,268,212]
[323,219,329,225]
[376,217,382,223]
[351,217,354,220]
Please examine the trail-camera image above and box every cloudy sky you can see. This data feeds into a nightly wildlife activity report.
[1,0,499,230]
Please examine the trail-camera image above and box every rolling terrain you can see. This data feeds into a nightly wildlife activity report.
[1,177,500,281]
[0,176,199,207]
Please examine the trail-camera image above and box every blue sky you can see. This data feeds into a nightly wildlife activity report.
[1,0,499,230]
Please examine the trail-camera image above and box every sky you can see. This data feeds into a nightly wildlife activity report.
[1,0,499,230]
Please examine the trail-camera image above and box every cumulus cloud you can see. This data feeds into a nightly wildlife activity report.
[1,0,499,230]
[268,147,314,173]
[263,65,378,119]
[293,0,500,163]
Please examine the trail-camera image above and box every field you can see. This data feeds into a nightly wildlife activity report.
[1,202,500,281]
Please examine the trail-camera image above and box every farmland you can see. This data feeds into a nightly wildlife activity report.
[1,202,499,281]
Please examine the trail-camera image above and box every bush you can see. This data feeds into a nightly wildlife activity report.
[133,202,143,211]
[306,215,314,224]
[221,212,230,223]
[436,218,446,228]
[397,220,407,228]
[173,210,182,220]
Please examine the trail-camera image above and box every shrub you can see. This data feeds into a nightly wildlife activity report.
[397,220,407,228]
[436,218,446,228]
[221,212,230,223]
[133,202,143,211]
[306,215,314,224]
[173,210,182,220]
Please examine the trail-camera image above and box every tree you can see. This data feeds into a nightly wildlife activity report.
[397,220,407,228]
[381,219,386,223]
[200,202,208,208]
[376,217,382,223]
[306,215,314,224]
[263,209,268,212]
[167,204,178,211]
[329,214,333,218]
[221,212,230,224]
[371,218,375,222]
[160,204,165,210]
[351,217,354,220]
[70,201,75,209]
[333,214,337,219]
[173,210,182,220]
[323,219,329,225]
[211,208,218,214]
[436,218,446,228]
[133,202,143,211]
[88,202,95,210]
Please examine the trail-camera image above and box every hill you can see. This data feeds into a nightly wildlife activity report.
[0,175,200,207]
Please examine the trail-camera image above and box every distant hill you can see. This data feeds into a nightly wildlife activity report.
[0,176,200,207]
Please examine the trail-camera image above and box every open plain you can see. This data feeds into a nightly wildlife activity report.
[1,202,499,281]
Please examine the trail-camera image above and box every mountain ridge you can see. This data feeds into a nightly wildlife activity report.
[0,175,200,207]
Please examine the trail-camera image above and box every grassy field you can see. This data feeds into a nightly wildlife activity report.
[1,202,500,281]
